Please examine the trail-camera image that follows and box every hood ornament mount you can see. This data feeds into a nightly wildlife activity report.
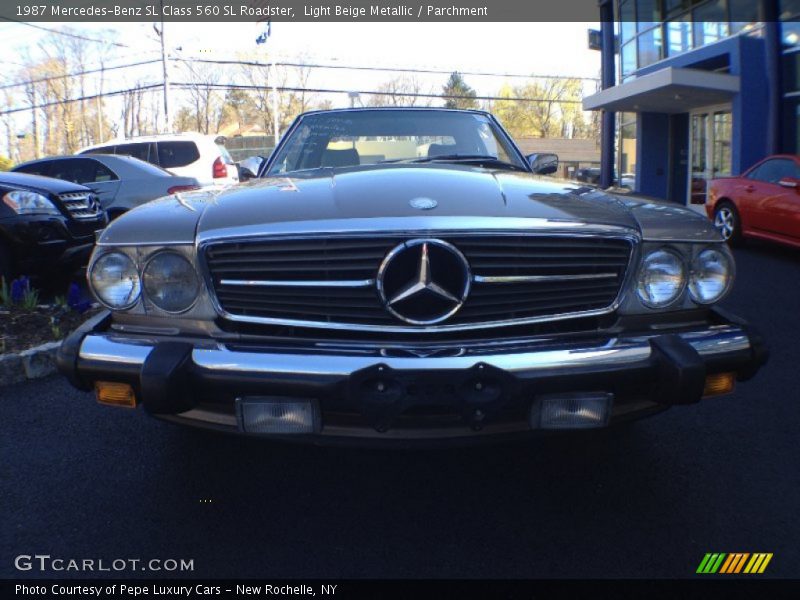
[409,197,438,210]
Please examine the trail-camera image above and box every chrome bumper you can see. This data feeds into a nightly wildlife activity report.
[58,308,767,440]
[77,325,752,380]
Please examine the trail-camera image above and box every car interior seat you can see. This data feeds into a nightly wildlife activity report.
[427,143,459,158]
[321,148,360,168]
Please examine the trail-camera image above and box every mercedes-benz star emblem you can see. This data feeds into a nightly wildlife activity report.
[409,197,437,210]
[377,239,471,325]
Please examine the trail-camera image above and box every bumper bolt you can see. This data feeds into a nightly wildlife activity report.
[475,382,483,391]
[471,409,485,431]
[376,381,386,392]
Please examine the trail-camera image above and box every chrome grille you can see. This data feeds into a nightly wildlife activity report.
[58,191,101,220]
[204,234,634,331]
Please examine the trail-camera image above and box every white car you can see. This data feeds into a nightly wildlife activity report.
[78,133,239,186]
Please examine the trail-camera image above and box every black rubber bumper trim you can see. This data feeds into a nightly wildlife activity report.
[56,310,112,391]
[140,342,196,414]
[710,306,769,381]
[649,334,706,404]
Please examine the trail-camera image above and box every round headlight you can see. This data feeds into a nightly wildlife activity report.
[89,252,141,309]
[143,252,200,313]
[637,248,686,308]
[689,247,733,304]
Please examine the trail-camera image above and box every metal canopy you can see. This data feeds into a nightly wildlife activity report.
[583,67,740,114]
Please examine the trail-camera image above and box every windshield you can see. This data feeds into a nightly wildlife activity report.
[266,110,525,176]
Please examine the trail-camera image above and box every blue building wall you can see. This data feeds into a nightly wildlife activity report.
[636,113,670,198]
[632,34,771,201]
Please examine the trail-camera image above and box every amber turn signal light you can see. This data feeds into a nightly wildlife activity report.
[95,382,137,408]
[702,372,736,398]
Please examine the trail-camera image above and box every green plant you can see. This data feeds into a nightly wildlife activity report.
[53,294,68,309]
[20,286,39,310]
[50,324,62,339]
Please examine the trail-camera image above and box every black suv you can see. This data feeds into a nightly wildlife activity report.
[0,171,107,282]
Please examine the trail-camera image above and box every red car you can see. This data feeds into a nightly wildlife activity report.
[707,154,800,248]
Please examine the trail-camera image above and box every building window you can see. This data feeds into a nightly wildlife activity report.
[638,26,663,68]
[784,50,800,92]
[619,0,636,45]
[729,0,761,33]
[780,0,800,19]
[621,39,638,80]
[667,14,694,56]
[618,112,638,179]
[782,99,800,153]
[693,1,730,46]
[636,0,663,30]
[783,22,800,48]
[616,0,764,80]
[712,111,732,177]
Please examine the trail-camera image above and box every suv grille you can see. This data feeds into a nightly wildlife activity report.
[204,234,633,331]
[58,191,102,220]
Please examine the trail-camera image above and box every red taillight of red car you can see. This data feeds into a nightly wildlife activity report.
[213,156,228,179]
[167,184,201,195]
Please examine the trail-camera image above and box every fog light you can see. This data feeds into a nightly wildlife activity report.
[530,392,613,429]
[703,372,735,397]
[95,382,137,408]
[236,397,321,434]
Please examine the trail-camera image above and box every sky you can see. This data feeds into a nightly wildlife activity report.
[4,20,601,90]
[2,21,601,149]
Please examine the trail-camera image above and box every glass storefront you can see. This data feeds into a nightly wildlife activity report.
[617,0,762,81]
[618,112,638,186]
[782,0,800,153]
[689,107,732,205]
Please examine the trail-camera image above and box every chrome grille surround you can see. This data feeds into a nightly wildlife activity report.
[58,191,102,220]
[200,230,639,333]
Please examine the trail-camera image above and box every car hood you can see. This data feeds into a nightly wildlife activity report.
[97,164,720,245]
[195,165,638,237]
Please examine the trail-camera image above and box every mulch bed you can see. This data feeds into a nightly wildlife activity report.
[0,306,100,355]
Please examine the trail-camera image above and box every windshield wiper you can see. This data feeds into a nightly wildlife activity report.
[379,154,527,171]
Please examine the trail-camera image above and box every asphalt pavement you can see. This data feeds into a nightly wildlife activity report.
[1,240,798,579]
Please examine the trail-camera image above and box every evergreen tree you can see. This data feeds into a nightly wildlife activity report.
[442,72,479,109]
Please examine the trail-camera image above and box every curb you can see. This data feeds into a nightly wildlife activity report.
[0,341,62,387]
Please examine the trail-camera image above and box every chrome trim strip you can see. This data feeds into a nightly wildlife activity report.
[79,336,154,365]
[195,218,636,245]
[473,273,618,284]
[211,306,616,334]
[198,230,639,334]
[77,324,750,378]
[97,241,195,247]
[191,340,648,377]
[219,278,375,288]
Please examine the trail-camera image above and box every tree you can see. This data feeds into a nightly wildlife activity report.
[491,77,588,140]
[442,72,478,110]
[367,76,431,107]
[182,61,223,134]
[222,88,254,133]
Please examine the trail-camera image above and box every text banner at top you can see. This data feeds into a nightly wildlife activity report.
[6,0,603,22]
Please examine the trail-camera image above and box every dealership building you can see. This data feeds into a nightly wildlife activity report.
[584,0,800,207]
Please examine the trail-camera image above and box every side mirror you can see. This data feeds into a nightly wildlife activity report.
[238,166,257,181]
[237,156,265,181]
[527,153,559,175]
[778,177,799,189]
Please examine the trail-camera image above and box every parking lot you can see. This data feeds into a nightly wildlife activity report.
[1,240,798,579]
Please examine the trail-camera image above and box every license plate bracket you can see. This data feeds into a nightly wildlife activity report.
[347,362,518,432]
